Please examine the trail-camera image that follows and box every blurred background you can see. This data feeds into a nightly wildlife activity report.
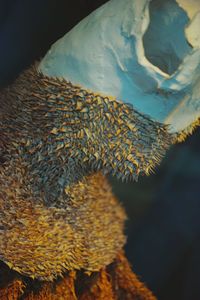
[0,1,199,299]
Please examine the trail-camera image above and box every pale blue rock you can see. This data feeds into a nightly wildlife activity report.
[39,0,200,133]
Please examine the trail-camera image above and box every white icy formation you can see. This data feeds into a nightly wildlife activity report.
[39,0,200,133]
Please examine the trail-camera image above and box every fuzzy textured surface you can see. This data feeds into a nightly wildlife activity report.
[0,64,187,282]
[1,63,199,300]
[0,167,125,280]
[0,252,156,300]
[0,65,198,283]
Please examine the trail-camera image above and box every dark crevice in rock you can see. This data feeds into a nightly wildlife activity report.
[143,0,192,75]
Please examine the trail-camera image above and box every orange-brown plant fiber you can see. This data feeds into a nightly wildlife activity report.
[0,65,160,299]
[0,252,156,300]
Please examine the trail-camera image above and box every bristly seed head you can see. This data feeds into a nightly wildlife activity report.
[0,65,174,205]
[0,64,189,280]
